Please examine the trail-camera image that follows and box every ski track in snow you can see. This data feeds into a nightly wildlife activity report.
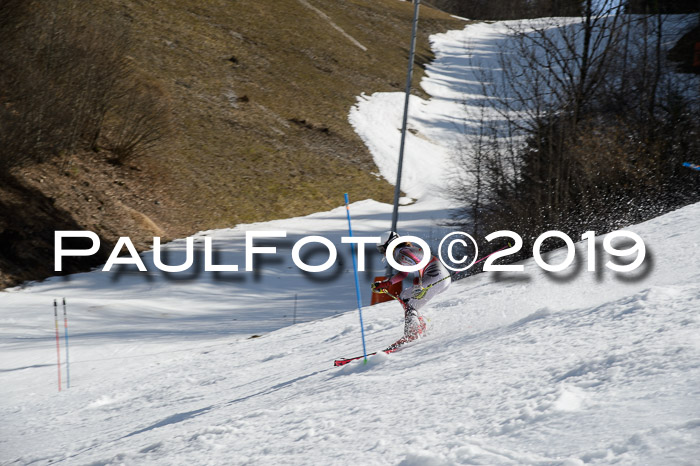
[2,16,700,466]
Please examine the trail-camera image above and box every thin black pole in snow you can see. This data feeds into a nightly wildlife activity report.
[293,293,298,325]
[53,300,61,392]
[388,0,420,274]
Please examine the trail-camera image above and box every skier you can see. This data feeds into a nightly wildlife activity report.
[371,231,451,349]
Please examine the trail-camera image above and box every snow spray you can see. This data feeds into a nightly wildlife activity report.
[344,193,368,363]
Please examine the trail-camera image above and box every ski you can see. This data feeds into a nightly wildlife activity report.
[335,316,427,366]
[334,352,376,366]
[333,345,403,367]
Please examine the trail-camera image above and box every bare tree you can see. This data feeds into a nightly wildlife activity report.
[450,0,700,252]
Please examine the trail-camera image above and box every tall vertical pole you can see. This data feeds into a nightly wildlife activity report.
[293,293,298,325]
[390,0,421,234]
[388,0,420,276]
[344,193,368,363]
[53,300,61,392]
[63,298,70,389]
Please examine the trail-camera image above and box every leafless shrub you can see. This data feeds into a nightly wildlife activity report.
[101,78,171,164]
[0,0,169,174]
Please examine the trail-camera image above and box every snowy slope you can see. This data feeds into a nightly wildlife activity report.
[2,202,699,465]
[2,15,700,466]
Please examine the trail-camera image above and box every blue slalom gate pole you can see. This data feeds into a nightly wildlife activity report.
[344,193,368,363]
[62,298,70,388]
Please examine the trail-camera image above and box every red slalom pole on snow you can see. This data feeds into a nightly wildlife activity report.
[53,299,61,392]
[63,298,70,389]
[473,244,510,266]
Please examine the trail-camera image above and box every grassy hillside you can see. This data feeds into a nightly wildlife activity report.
[0,0,464,287]
[113,0,462,229]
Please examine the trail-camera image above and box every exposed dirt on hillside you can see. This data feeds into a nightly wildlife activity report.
[0,0,465,288]
[1,152,180,288]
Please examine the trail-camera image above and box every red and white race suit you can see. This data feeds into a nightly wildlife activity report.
[386,244,451,311]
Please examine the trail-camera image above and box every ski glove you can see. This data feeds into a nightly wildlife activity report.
[371,280,391,293]
[412,287,428,299]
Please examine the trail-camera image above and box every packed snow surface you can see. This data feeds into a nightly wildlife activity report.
[2,16,700,465]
